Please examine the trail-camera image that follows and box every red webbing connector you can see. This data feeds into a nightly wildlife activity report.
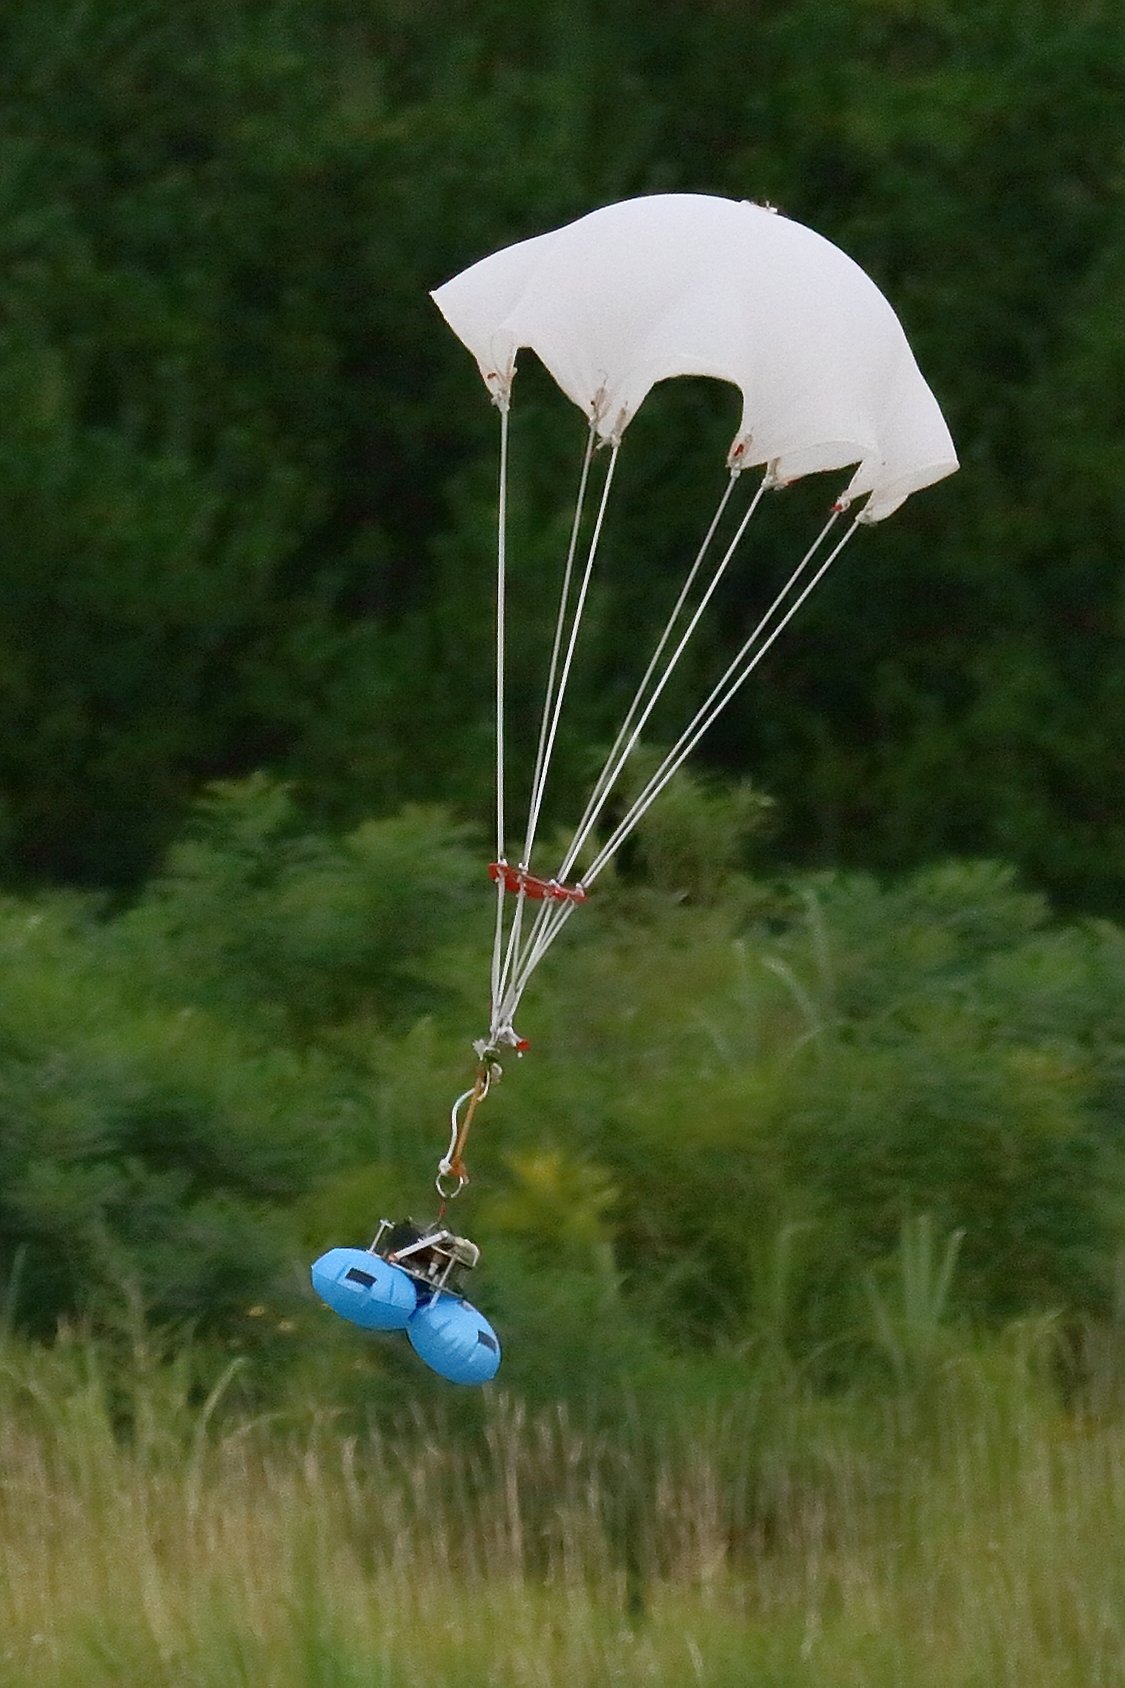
[488,862,588,904]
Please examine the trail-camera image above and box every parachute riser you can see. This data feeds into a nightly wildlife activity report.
[436,1067,489,1197]
[437,1026,521,1196]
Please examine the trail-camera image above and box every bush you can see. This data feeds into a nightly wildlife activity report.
[2,781,1124,1395]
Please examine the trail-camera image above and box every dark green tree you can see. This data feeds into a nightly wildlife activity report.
[0,0,1121,915]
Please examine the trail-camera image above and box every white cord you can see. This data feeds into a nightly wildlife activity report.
[493,516,862,1027]
[521,424,599,867]
[556,470,769,886]
[484,393,862,1032]
[495,405,510,863]
[519,439,619,867]
[582,516,860,886]
[440,1086,477,1176]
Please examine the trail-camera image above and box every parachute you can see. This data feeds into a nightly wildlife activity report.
[430,193,958,1191]
[311,195,957,1380]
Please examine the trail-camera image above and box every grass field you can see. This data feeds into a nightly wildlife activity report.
[4,1322,1125,1688]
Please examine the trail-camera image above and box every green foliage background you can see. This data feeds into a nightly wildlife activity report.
[1,774,1123,1421]
[0,0,1122,1441]
[0,0,1121,903]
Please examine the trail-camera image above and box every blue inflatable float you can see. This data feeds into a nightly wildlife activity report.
[409,1292,501,1386]
[310,1246,417,1331]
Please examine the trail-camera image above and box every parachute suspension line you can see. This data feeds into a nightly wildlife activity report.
[491,509,860,1033]
[554,469,743,886]
[489,869,507,1022]
[518,435,620,873]
[492,512,861,1029]
[555,469,769,887]
[494,403,511,865]
[582,513,862,888]
[488,405,513,1017]
[493,466,769,1034]
[488,433,619,1039]
[521,421,600,868]
[493,878,528,1034]
[494,895,575,1031]
[490,892,549,1039]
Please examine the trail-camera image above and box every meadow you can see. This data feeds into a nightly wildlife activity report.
[4,1315,1125,1688]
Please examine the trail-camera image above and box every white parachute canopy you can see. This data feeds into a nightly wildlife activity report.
[432,192,956,520]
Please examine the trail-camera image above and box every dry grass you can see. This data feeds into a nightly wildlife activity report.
[3,1330,1125,1686]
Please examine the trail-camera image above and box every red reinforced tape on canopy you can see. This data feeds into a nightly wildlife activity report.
[489,863,588,903]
